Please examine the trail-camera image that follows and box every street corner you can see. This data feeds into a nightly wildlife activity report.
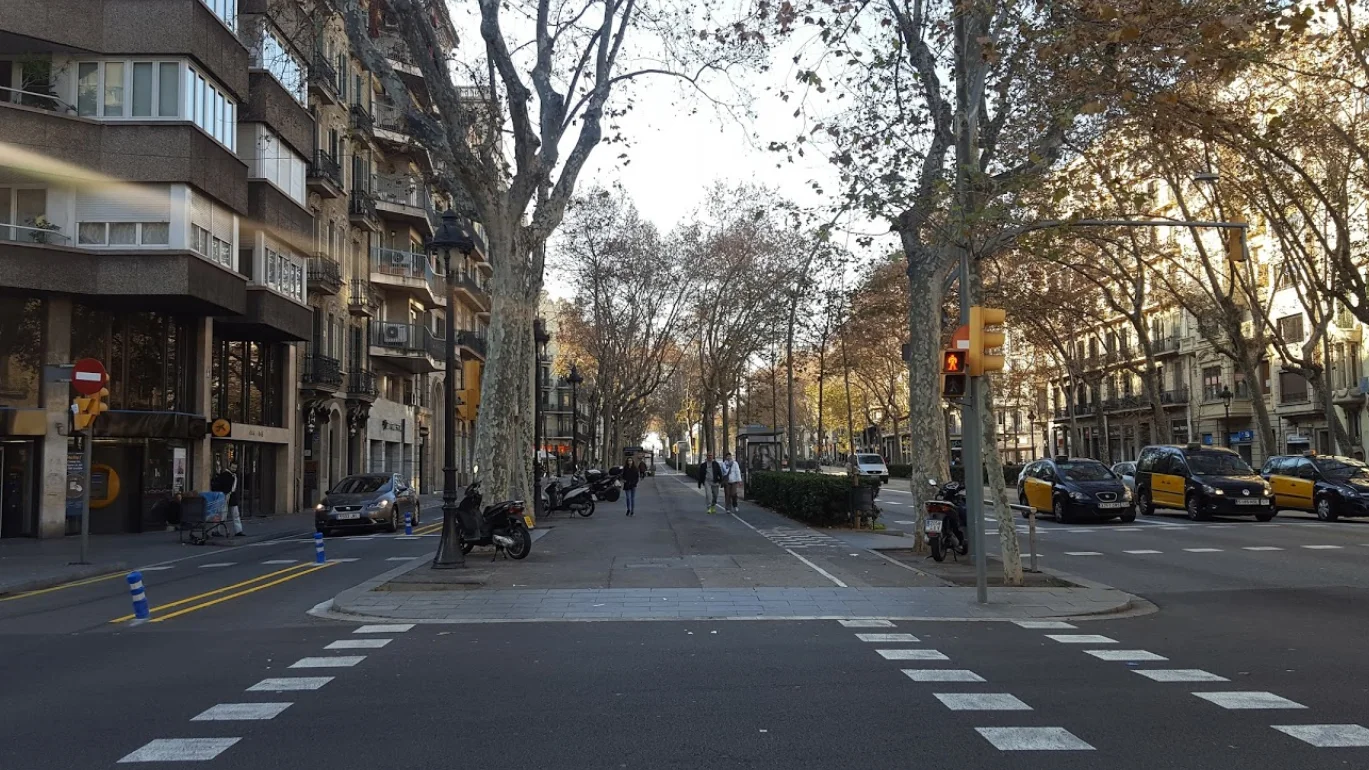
[0,562,130,601]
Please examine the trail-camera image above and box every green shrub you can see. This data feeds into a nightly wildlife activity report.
[746,471,880,527]
[685,463,699,479]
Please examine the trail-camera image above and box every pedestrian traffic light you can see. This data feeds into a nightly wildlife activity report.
[942,349,967,399]
[72,387,110,431]
[1225,218,1247,262]
[968,306,1006,376]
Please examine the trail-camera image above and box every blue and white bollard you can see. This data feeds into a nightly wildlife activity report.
[404,511,413,536]
[314,531,326,564]
[127,571,150,620]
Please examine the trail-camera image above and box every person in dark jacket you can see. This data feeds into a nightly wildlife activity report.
[696,453,725,514]
[622,462,640,516]
[211,462,243,536]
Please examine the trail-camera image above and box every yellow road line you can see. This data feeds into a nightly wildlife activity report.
[148,562,335,623]
[413,522,443,535]
[109,563,316,623]
[0,571,126,603]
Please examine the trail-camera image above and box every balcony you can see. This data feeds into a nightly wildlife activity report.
[451,272,491,313]
[310,53,341,104]
[1160,387,1190,405]
[347,370,378,400]
[307,150,344,198]
[457,330,488,359]
[1104,395,1144,413]
[374,102,409,145]
[1,220,73,247]
[371,247,445,307]
[370,321,445,373]
[347,279,380,317]
[307,254,343,295]
[1152,335,1182,356]
[301,354,344,390]
[374,173,432,230]
[349,190,380,231]
[350,103,374,136]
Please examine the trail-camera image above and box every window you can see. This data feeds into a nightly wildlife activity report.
[0,186,48,243]
[1277,313,1306,343]
[1279,370,1309,404]
[242,125,307,205]
[264,246,305,302]
[0,298,44,408]
[212,338,284,427]
[254,23,307,104]
[76,221,171,247]
[200,0,237,32]
[1202,366,1222,400]
[75,59,183,120]
[70,304,194,412]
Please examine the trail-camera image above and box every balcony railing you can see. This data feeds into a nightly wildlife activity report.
[452,272,491,309]
[374,101,408,136]
[374,173,430,215]
[457,330,488,358]
[1,221,72,245]
[348,279,380,315]
[307,150,343,190]
[301,354,343,388]
[372,247,444,300]
[349,190,378,221]
[310,53,339,99]
[0,85,75,115]
[1160,387,1190,405]
[1152,335,1181,355]
[350,103,374,134]
[371,321,446,361]
[307,253,343,295]
[347,370,378,398]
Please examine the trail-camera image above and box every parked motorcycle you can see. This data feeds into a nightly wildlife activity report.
[925,479,969,562]
[456,467,533,559]
[544,475,596,517]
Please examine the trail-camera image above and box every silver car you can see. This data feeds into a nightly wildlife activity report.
[315,473,420,535]
[1112,461,1137,494]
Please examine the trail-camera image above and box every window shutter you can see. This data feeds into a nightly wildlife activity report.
[77,184,171,221]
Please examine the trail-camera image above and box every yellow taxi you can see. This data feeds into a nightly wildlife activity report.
[1135,444,1273,521]
[1016,456,1135,524]
[1259,453,1369,522]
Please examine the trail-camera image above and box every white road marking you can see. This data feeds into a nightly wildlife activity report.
[1045,634,1117,644]
[355,624,415,633]
[1064,551,1103,556]
[139,565,174,571]
[1272,724,1369,747]
[1124,550,1163,554]
[191,703,292,721]
[1160,526,1187,531]
[975,727,1094,751]
[247,677,333,692]
[395,536,421,540]
[936,693,1032,711]
[877,649,949,661]
[1194,691,1307,710]
[894,520,916,525]
[1184,548,1223,553]
[330,557,360,563]
[1111,527,1142,532]
[261,559,297,565]
[289,656,366,668]
[118,738,240,762]
[1244,546,1283,551]
[1085,650,1167,662]
[325,638,391,650]
[386,556,423,561]
[1013,620,1075,629]
[1134,669,1229,682]
[784,548,847,587]
[1302,545,1343,550]
[1206,524,1234,529]
[855,633,919,643]
[1066,529,1093,533]
[198,562,235,568]
[903,669,985,682]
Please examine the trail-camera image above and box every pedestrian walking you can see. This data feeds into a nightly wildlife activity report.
[211,462,244,536]
[622,461,640,516]
[722,452,743,512]
[696,452,725,514]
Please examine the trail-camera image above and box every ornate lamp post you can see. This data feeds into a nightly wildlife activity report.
[1221,385,1234,447]
[429,209,474,570]
[568,363,584,472]
[533,319,551,518]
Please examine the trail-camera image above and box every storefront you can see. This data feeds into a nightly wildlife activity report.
[87,433,197,534]
[0,435,38,538]
[209,334,293,517]
[209,438,279,518]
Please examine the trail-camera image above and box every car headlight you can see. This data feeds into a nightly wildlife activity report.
[314,502,327,512]
[1263,485,1274,497]
[1342,487,1358,498]
[367,499,392,511]
[1122,488,1133,501]
[1203,485,1223,496]
[1070,491,1088,502]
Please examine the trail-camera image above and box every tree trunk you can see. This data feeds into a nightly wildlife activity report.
[787,298,798,472]
[817,346,825,465]
[981,376,1023,585]
[721,391,731,460]
[891,414,901,464]
[1235,356,1276,459]
[902,247,953,552]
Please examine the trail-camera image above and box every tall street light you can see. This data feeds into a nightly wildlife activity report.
[568,363,583,472]
[1221,385,1234,448]
[430,209,474,570]
[533,319,550,519]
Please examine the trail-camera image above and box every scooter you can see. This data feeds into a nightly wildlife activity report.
[544,474,596,517]
[925,479,969,562]
[455,466,533,559]
[589,467,624,502]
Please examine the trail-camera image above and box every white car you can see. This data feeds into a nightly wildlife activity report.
[854,453,890,484]
[1112,461,1137,493]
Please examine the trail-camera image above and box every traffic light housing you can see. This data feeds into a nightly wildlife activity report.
[72,387,110,431]
[968,306,1006,375]
[1225,219,1246,262]
[941,349,967,399]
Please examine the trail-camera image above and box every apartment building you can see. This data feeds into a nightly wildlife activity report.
[0,0,487,538]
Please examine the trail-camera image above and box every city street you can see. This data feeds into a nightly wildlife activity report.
[3,476,1368,768]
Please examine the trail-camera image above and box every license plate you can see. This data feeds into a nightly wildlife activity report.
[336,512,361,520]
[523,515,535,528]
[1235,498,1263,506]
[924,519,943,533]
[1098,502,1129,509]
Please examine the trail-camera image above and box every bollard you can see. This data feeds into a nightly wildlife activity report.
[314,531,326,564]
[404,511,413,536]
[127,571,150,620]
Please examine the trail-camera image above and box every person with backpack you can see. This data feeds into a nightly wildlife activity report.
[622,461,640,517]
[695,453,725,514]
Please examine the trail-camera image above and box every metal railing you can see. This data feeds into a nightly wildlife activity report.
[372,247,444,299]
[347,370,378,397]
[1160,387,1190,404]
[374,173,430,213]
[1152,335,1181,354]
[348,279,380,313]
[310,53,339,97]
[457,330,488,357]
[349,190,378,221]
[0,85,75,115]
[350,103,373,134]
[1,222,72,245]
[307,253,343,293]
[371,321,447,361]
[302,354,343,388]
[307,150,343,189]
[451,272,490,307]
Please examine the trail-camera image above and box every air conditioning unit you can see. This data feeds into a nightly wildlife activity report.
[384,324,408,344]
[388,250,408,267]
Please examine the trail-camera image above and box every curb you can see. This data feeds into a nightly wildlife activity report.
[0,561,129,598]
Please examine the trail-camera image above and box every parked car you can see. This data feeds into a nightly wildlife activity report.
[853,453,890,484]
[1135,444,1273,521]
[315,473,420,535]
[1112,461,1137,493]
[1017,456,1134,523]
[1260,453,1369,521]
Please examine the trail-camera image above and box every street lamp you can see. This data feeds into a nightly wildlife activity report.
[429,209,474,570]
[533,319,551,519]
[1220,385,1234,447]
[568,363,583,473]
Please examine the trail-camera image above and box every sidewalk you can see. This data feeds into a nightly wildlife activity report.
[321,473,1144,623]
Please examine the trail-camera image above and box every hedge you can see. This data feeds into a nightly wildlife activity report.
[885,463,1024,486]
[746,471,880,527]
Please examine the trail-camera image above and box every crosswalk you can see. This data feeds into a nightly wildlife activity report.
[753,526,847,549]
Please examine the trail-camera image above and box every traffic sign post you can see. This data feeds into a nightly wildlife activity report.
[67,358,108,565]
[71,358,107,396]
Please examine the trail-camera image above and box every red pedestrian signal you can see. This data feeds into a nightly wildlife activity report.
[943,350,966,374]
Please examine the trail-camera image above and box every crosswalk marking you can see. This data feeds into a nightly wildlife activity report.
[1194,691,1306,710]
[1273,724,1369,747]
[1183,548,1222,553]
[325,639,391,650]
[289,656,365,669]
[1085,649,1167,661]
[1134,669,1228,682]
[1064,551,1103,556]
[1302,545,1342,550]
[1244,546,1283,551]
[876,649,948,660]
[1013,620,1075,629]
[855,633,919,643]
[118,738,240,763]
[936,692,1031,711]
[191,703,292,721]
[903,669,985,682]
[1123,550,1162,554]
[1045,634,1117,644]
[975,727,1094,751]
[355,624,415,633]
[247,677,333,692]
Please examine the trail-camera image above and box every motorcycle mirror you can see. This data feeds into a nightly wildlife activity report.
[928,479,939,487]
[472,464,479,475]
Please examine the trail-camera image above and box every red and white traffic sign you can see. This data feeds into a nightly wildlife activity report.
[71,358,108,396]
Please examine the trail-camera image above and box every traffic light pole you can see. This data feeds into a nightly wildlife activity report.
[958,248,989,605]
[79,429,92,565]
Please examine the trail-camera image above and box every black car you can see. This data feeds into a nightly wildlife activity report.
[1261,453,1369,521]
[315,473,420,535]
[1017,456,1135,523]
[1135,444,1273,521]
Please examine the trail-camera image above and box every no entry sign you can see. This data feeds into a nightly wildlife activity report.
[71,358,108,396]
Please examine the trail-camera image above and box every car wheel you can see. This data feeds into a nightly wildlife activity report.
[1018,492,1031,518]
[1186,494,1211,522]
[1054,497,1073,524]
[386,509,399,533]
[1255,510,1276,522]
[1119,507,1137,523]
[1137,488,1154,516]
[1315,496,1339,522]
